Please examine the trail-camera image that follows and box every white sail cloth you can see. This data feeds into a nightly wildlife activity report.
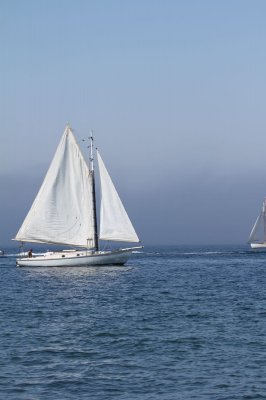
[248,200,266,243]
[248,214,262,243]
[15,126,95,248]
[97,151,139,243]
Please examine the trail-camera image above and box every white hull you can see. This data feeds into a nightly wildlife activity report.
[250,242,266,249]
[16,247,142,267]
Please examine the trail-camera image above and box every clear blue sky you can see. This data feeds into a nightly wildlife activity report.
[1,0,266,246]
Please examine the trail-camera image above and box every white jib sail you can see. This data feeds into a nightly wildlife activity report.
[15,126,95,248]
[248,213,262,243]
[97,150,139,243]
[249,200,266,243]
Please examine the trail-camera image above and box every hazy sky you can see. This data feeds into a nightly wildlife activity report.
[1,0,266,246]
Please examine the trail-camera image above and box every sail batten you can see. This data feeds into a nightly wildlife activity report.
[14,126,95,248]
[97,151,139,243]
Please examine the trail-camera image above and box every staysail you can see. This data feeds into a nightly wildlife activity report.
[97,150,139,243]
[15,126,95,248]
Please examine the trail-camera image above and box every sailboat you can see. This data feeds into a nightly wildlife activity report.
[248,198,266,249]
[14,125,142,267]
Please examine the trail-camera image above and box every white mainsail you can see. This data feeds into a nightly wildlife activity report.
[248,199,266,243]
[97,150,139,243]
[15,126,95,248]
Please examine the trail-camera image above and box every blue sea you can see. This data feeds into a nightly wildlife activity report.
[0,245,266,400]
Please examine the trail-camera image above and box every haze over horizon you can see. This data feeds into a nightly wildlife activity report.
[1,1,266,247]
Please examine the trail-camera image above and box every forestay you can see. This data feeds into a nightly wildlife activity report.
[97,151,139,243]
[15,126,95,248]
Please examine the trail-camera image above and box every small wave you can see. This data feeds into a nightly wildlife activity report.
[178,250,252,256]
[143,250,254,257]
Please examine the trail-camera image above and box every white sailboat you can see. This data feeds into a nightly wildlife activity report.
[14,125,142,267]
[248,198,266,249]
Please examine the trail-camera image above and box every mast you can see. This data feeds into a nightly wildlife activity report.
[89,132,99,251]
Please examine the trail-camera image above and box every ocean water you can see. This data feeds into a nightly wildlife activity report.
[0,245,266,400]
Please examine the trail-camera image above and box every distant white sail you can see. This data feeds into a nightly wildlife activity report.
[97,150,139,243]
[15,126,95,248]
[248,199,266,243]
[248,214,262,243]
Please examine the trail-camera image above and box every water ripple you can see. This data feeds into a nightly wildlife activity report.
[0,245,266,399]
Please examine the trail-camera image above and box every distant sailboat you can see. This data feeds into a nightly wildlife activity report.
[14,125,142,267]
[248,198,266,249]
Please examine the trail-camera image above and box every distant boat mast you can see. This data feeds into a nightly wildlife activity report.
[89,132,99,251]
